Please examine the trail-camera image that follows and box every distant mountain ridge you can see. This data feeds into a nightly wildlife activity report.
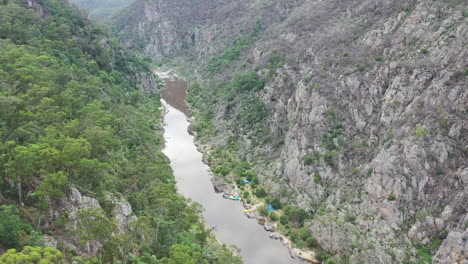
[69,0,134,21]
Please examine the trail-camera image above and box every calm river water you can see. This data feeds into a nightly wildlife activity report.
[161,77,303,264]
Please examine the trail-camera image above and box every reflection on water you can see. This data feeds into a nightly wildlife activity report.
[161,79,303,264]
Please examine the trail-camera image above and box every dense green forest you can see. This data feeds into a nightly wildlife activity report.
[0,0,241,263]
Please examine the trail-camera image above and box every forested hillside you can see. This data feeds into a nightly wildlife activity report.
[0,0,241,263]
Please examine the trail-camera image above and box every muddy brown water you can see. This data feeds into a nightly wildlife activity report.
[161,77,304,264]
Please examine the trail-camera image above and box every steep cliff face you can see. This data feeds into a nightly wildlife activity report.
[115,0,467,263]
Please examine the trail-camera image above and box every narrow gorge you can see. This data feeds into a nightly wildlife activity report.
[0,0,466,264]
[114,0,468,263]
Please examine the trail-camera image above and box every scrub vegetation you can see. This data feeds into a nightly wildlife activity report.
[0,0,241,263]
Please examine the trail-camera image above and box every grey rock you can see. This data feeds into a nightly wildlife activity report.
[264,222,277,232]
[44,236,57,248]
[270,232,281,240]
[114,201,137,235]
[433,231,468,264]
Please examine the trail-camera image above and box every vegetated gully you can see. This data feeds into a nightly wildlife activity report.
[160,75,304,264]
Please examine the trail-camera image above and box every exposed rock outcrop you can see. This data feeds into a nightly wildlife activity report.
[115,0,468,262]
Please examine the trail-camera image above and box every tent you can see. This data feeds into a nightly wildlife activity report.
[268,204,275,211]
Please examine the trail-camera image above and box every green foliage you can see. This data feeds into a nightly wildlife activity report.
[326,106,336,121]
[344,212,356,223]
[303,154,313,165]
[414,125,428,139]
[75,208,116,245]
[280,215,289,225]
[188,72,267,141]
[324,150,339,168]
[208,19,263,73]
[420,48,429,54]
[450,67,468,81]
[255,187,267,198]
[270,198,282,209]
[258,206,269,217]
[375,56,385,62]
[36,171,68,203]
[267,50,285,77]
[306,237,317,248]
[269,212,279,221]
[387,194,396,201]
[0,246,64,264]
[0,205,32,249]
[356,65,366,72]
[0,1,240,263]
[415,238,442,263]
[236,95,267,132]
[313,172,322,184]
[435,167,446,175]
[283,206,310,227]
[228,72,266,93]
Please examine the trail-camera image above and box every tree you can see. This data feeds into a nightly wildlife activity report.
[283,206,310,227]
[165,244,204,264]
[0,246,64,264]
[255,187,267,198]
[119,217,154,264]
[75,208,117,254]
[36,171,68,222]
[36,171,68,202]
[6,145,37,205]
[0,205,24,249]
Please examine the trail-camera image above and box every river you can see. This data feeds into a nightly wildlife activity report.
[161,75,304,264]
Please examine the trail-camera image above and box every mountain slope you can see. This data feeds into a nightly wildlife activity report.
[115,0,467,263]
[69,0,134,21]
[0,0,241,263]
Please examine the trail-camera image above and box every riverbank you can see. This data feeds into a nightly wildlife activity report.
[191,139,320,264]
[156,67,320,263]
[158,69,306,264]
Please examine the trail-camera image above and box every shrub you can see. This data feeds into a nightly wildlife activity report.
[312,82,320,91]
[269,212,279,221]
[420,48,429,54]
[387,194,396,201]
[344,212,356,223]
[313,172,322,184]
[0,205,32,249]
[375,56,385,62]
[280,215,289,225]
[306,237,317,248]
[324,150,339,168]
[299,227,310,241]
[258,206,269,217]
[270,198,282,209]
[414,125,428,139]
[316,252,331,261]
[255,187,267,198]
[252,176,259,184]
[303,154,313,165]
[284,206,310,227]
[435,167,445,175]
